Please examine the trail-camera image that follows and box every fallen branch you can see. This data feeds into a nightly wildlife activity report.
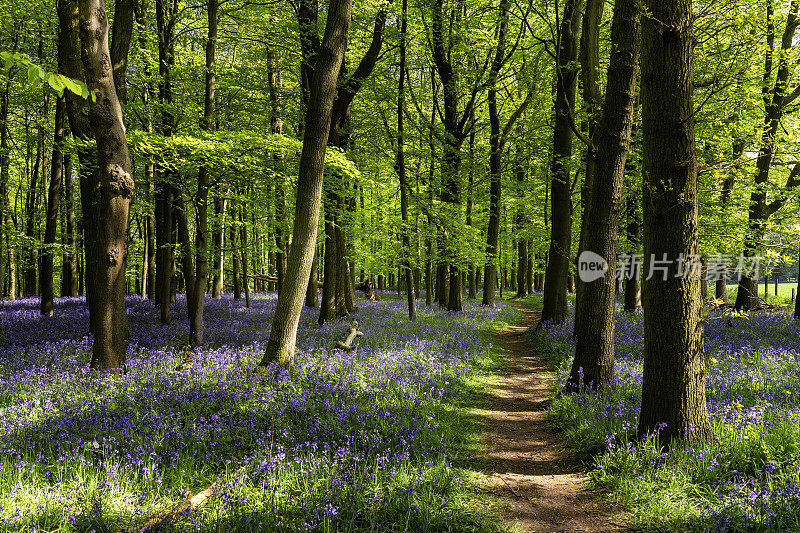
[336,320,364,352]
[115,465,247,533]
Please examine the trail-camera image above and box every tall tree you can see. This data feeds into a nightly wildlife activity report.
[0,77,12,300]
[259,0,352,365]
[541,0,582,323]
[61,153,79,297]
[40,94,66,316]
[319,3,389,323]
[481,0,529,307]
[637,0,712,444]
[155,0,177,324]
[430,0,481,312]
[396,0,416,321]
[735,0,800,310]
[187,0,217,346]
[78,0,135,369]
[572,0,604,335]
[567,0,641,390]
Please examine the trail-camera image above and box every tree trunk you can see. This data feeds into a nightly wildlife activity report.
[515,119,528,299]
[241,205,251,308]
[61,153,79,296]
[41,94,66,316]
[431,0,469,313]
[795,247,800,319]
[319,214,339,322]
[156,184,174,322]
[397,0,415,320]
[466,119,476,301]
[175,193,195,315]
[188,0,216,345]
[260,0,352,365]
[0,78,8,299]
[568,0,640,391]
[211,193,227,298]
[482,0,510,308]
[637,0,713,444]
[110,0,134,104]
[305,246,319,306]
[24,118,44,297]
[623,191,641,312]
[231,205,241,299]
[267,45,287,294]
[573,0,604,336]
[78,0,135,370]
[141,176,155,299]
[542,0,582,324]
[700,258,708,299]
[425,238,434,307]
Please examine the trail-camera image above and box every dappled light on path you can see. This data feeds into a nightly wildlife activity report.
[475,303,629,532]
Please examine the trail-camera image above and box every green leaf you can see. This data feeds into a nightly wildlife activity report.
[63,77,83,97]
[27,65,41,85]
[46,74,66,97]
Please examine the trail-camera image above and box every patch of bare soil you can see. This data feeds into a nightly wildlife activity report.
[474,302,630,533]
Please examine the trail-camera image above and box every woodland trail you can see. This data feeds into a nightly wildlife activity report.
[474,301,630,533]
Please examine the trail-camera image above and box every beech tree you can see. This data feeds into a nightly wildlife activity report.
[541,0,581,324]
[260,0,352,366]
[568,0,640,391]
[78,0,135,369]
[637,0,713,444]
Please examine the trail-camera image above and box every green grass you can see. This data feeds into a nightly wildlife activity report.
[724,282,798,307]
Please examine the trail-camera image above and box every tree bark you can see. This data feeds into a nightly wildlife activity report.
[637,0,713,444]
[568,0,640,390]
[175,193,195,316]
[467,121,476,301]
[135,0,156,300]
[515,128,527,298]
[110,0,134,104]
[318,5,387,323]
[155,183,174,321]
[267,45,287,294]
[541,0,582,324]
[260,0,352,365]
[41,94,66,316]
[78,0,135,370]
[155,0,177,322]
[431,0,473,312]
[24,105,44,297]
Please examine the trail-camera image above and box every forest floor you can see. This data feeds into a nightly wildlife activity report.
[474,301,630,533]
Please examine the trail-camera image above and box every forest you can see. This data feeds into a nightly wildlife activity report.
[3,0,800,530]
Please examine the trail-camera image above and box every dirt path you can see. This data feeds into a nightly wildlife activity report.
[474,302,629,533]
